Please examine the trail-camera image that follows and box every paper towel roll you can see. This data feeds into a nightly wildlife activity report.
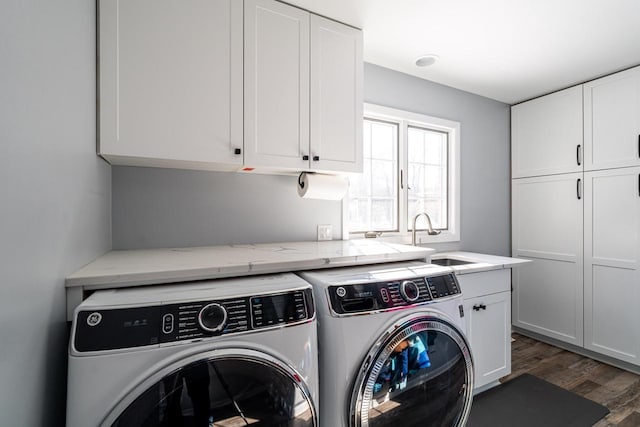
[297,173,349,200]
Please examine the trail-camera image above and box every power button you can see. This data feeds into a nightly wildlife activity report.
[162,314,174,334]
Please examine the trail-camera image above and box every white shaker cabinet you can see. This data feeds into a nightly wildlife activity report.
[244,0,363,173]
[511,173,584,346]
[98,0,243,170]
[584,66,640,171]
[459,269,511,392]
[583,167,640,364]
[310,15,363,173]
[511,86,583,178]
[243,0,310,171]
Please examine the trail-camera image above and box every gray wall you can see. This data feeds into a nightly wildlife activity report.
[0,1,111,426]
[112,167,342,249]
[365,64,511,255]
[113,64,511,256]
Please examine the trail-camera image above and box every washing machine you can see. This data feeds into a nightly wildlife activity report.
[66,272,318,427]
[298,261,473,427]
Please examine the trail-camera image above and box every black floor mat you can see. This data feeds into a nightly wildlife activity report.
[466,374,609,427]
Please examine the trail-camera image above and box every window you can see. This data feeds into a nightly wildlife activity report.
[346,104,460,243]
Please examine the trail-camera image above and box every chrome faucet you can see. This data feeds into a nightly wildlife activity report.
[412,212,441,245]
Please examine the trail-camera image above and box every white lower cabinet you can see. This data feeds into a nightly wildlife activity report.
[458,269,511,391]
[584,167,640,364]
[511,173,584,346]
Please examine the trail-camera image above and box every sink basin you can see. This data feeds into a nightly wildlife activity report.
[431,258,474,266]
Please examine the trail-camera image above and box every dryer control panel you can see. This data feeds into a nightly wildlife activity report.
[74,288,314,352]
[328,273,460,315]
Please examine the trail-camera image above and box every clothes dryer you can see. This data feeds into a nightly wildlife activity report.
[66,273,318,427]
[299,262,473,427]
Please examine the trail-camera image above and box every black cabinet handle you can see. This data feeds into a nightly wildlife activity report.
[577,178,582,200]
[577,144,581,166]
[473,304,487,311]
[234,148,241,155]
[313,155,320,161]
[302,155,309,161]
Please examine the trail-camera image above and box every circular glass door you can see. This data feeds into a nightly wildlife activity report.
[107,350,317,427]
[351,315,473,427]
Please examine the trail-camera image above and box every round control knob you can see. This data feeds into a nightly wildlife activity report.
[198,303,227,333]
[400,280,420,302]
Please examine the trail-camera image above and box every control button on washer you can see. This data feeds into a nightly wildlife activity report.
[162,314,174,334]
[380,288,390,303]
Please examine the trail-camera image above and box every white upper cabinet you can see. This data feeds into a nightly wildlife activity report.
[244,0,363,173]
[243,0,310,171]
[511,86,583,178]
[99,0,362,175]
[584,66,640,171]
[583,167,640,364]
[310,15,363,173]
[98,0,243,170]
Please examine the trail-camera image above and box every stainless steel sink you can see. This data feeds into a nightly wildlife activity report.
[431,258,474,266]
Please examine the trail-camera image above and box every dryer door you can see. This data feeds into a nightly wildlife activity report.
[350,314,473,427]
[102,349,317,427]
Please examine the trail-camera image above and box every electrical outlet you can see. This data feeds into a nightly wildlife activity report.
[317,224,333,241]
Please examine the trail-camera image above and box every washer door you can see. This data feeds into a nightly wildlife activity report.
[104,349,317,427]
[350,314,473,427]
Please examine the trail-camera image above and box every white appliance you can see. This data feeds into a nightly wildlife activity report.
[299,262,474,427]
[66,273,319,427]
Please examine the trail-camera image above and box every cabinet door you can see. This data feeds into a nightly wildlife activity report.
[464,292,511,390]
[511,86,583,178]
[244,0,309,170]
[310,15,363,173]
[584,66,640,171]
[584,167,640,364]
[99,0,243,169]
[512,173,583,346]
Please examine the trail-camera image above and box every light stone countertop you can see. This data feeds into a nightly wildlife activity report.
[65,240,434,320]
[67,240,434,290]
[431,251,531,275]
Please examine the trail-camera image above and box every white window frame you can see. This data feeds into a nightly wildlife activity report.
[343,103,461,244]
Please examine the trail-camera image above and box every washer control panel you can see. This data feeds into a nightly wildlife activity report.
[74,289,313,352]
[328,273,460,315]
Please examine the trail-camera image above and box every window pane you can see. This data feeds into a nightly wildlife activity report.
[371,122,396,160]
[348,119,398,232]
[372,199,395,230]
[371,160,395,197]
[408,126,448,230]
[407,128,424,161]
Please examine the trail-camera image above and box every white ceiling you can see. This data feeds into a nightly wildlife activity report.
[287,0,640,104]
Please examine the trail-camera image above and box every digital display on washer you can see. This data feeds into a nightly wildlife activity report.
[251,291,307,328]
[328,278,433,315]
[425,274,460,298]
[74,289,314,352]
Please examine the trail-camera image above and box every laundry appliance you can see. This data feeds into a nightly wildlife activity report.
[299,262,473,427]
[66,272,318,427]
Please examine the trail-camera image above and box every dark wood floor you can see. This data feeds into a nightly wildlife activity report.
[505,333,640,427]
